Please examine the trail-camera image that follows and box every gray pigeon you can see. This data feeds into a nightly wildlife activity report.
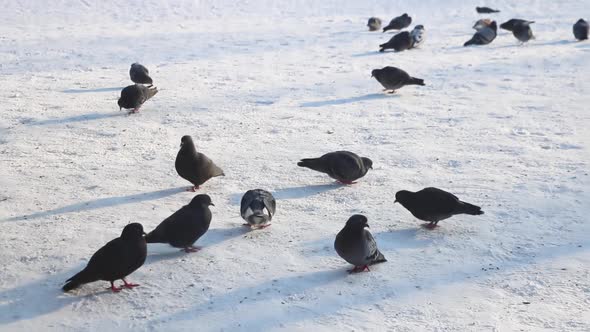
[383,13,412,32]
[297,151,372,184]
[512,21,535,43]
[473,19,493,31]
[395,187,484,229]
[476,7,500,14]
[63,223,147,293]
[240,189,276,229]
[367,17,382,31]
[379,31,413,52]
[410,25,425,48]
[464,21,497,46]
[175,135,224,191]
[334,215,387,273]
[371,66,425,93]
[145,194,213,252]
[118,84,158,113]
[129,63,153,85]
[500,19,531,32]
[574,19,589,40]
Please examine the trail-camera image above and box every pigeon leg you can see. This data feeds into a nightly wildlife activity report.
[348,265,370,273]
[122,279,140,289]
[128,107,140,114]
[388,90,396,94]
[242,223,252,227]
[258,224,272,229]
[338,180,357,185]
[109,281,123,293]
[186,185,200,192]
[421,222,438,230]
[183,246,202,253]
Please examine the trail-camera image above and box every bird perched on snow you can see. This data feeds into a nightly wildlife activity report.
[512,21,535,43]
[473,19,493,31]
[476,6,500,14]
[334,214,387,273]
[464,21,497,46]
[297,151,372,184]
[129,63,153,85]
[367,17,382,31]
[62,223,147,293]
[117,84,158,113]
[175,135,224,191]
[240,189,276,229]
[395,187,484,229]
[383,13,412,32]
[573,19,589,40]
[500,19,531,32]
[379,31,413,52]
[371,66,425,93]
[145,194,213,253]
[410,25,425,48]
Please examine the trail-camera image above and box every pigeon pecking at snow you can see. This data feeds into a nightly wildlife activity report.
[145,194,214,253]
[175,135,225,192]
[240,189,276,229]
[297,151,372,185]
[129,63,153,85]
[117,84,158,114]
[379,31,413,52]
[464,21,497,46]
[573,19,589,40]
[500,19,531,32]
[334,214,387,273]
[371,66,425,93]
[62,223,147,293]
[476,6,500,14]
[383,13,412,32]
[512,21,535,43]
[395,187,484,229]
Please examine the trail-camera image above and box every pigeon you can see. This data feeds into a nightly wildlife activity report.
[395,187,484,229]
[464,21,497,46]
[240,189,276,229]
[371,66,425,93]
[367,17,382,31]
[410,25,425,48]
[62,223,147,293]
[117,84,158,113]
[297,151,372,184]
[573,19,589,40]
[334,215,387,273]
[500,19,531,32]
[512,21,535,43]
[129,63,153,85]
[476,6,500,14]
[473,19,493,31]
[145,194,214,253]
[379,31,413,52]
[175,135,224,191]
[383,13,412,32]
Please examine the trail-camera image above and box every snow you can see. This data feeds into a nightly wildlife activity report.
[0,0,589,331]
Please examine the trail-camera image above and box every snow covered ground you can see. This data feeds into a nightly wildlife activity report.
[0,0,589,330]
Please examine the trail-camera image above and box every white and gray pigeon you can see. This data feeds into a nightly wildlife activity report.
[117,84,158,114]
[334,215,387,273]
[297,151,372,184]
[410,25,425,48]
[240,189,276,229]
[367,17,382,31]
[175,135,225,191]
[129,63,153,85]
[464,21,497,46]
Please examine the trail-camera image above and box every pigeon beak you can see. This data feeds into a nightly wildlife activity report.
[366,224,370,228]
[394,200,398,203]
[143,232,147,236]
[209,203,215,206]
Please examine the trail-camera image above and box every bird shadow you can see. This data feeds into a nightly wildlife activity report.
[300,93,396,108]
[3,187,186,222]
[61,87,124,94]
[272,183,344,200]
[351,50,383,57]
[27,112,125,126]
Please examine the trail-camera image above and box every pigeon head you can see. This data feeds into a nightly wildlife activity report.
[402,13,408,17]
[189,194,214,208]
[180,135,195,148]
[371,69,380,78]
[345,214,369,229]
[117,97,123,110]
[394,190,413,205]
[414,25,425,30]
[361,157,373,169]
[578,19,587,24]
[489,21,498,31]
[121,223,146,239]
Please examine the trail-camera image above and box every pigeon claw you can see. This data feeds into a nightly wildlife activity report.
[186,185,200,192]
[348,265,370,273]
[421,223,438,230]
[109,282,123,293]
[338,180,357,185]
[122,279,140,289]
[183,246,201,253]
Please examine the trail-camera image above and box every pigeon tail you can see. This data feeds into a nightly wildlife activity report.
[457,201,484,215]
[145,230,166,244]
[297,158,325,172]
[464,38,476,46]
[407,77,425,86]
[372,251,387,264]
[62,270,93,292]
[145,86,158,101]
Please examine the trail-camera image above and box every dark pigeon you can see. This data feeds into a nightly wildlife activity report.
[117,84,158,113]
[371,66,425,93]
[129,63,153,85]
[367,17,382,31]
[334,215,387,273]
[464,21,497,46]
[175,135,224,191]
[145,194,213,253]
[395,187,484,229]
[512,21,535,43]
[383,13,412,32]
[573,19,589,40]
[297,151,372,184]
[500,19,531,32]
[476,7,500,14]
[379,31,413,52]
[62,223,147,293]
[240,189,276,229]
